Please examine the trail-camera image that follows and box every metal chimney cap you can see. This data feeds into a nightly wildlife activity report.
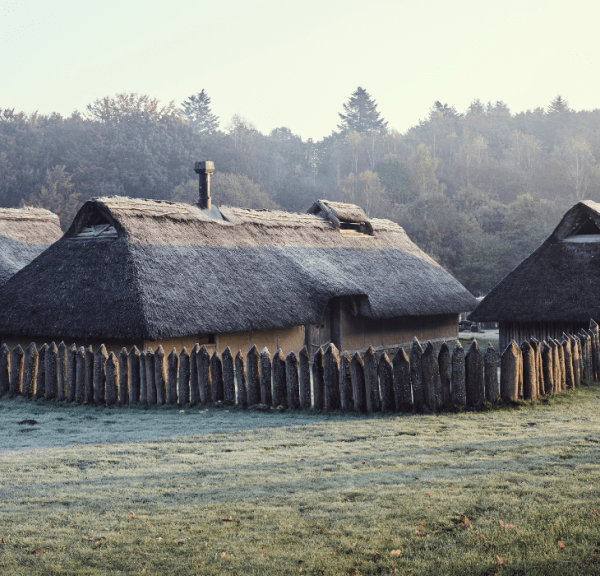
[194,161,215,174]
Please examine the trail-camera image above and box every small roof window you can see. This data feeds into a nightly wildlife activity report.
[72,213,118,240]
[564,213,600,243]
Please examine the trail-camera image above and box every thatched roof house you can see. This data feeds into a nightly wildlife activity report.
[0,207,62,286]
[0,196,477,354]
[470,200,600,350]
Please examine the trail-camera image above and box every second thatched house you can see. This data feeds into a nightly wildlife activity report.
[470,200,600,351]
[0,207,62,287]
[0,194,477,355]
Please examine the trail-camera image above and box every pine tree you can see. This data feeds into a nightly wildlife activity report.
[180,89,219,134]
[337,87,388,134]
[547,95,570,114]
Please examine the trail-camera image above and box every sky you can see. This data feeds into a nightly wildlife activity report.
[1,0,599,141]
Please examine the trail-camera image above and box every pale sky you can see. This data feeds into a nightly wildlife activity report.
[1,0,599,141]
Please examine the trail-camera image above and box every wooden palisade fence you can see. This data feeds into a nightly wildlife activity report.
[0,320,598,412]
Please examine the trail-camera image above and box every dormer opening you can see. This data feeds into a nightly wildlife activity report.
[564,213,600,243]
[307,199,375,237]
[72,211,118,240]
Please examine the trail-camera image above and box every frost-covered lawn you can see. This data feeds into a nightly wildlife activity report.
[0,386,599,575]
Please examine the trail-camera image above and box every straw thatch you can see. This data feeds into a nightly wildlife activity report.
[0,197,476,341]
[0,207,62,286]
[470,200,600,323]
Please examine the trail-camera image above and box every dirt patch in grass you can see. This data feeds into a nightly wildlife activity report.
[0,386,599,575]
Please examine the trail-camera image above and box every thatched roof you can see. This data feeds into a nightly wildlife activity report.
[470,200,600,323]
[0,197,477,341]
[0,207,62,286]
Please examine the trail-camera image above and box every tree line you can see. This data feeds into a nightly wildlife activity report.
[2,90,599,294]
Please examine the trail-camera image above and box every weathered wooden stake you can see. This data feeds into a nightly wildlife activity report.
[451,342,466,408]
[154,346,167,405]
[392,347,412,412]
[258,348,272,406]
[530,339,543,398]
[210,351,223,403]
[312,347,324,410]
[378,352,395,413]
[67,344,77,402]
[75,346,85,404]
[285,351,300,410]
[178,347,191,405]
[167,348,179,405]
[57,342,67,401]
[298,346,311,409]
[421,341,439,412]
[197,345,212,405]
[44,342,59,400]
[521,341,537,401]
[339,351,353,412]
[105,352,118,406]
[93,344,108,404]
[246,345,260,406]
[36,344,48,400]
[235,351,248,408]
[0,343,10,398]
[571,336,581,387]
[323,344,340,411]
[438,343,451,410]
[128,346,141,404]
[541,341,554,395]
[563,337,575,391]
[465,340,485,410]
[410,338,424,412]
[551,338,561,394]
[146,348,156,404]
[139,350,147,404]
[557,339,566,391]
[272,348,287,408]
[351,352,367,413]
[189,343,200,405]
[9,344,24,397]
[500,341,519,402]
[484,343,499,403]
[119,348,129,404]
[23,343,38,399]
[364,346,380,413]
[222,347,235,406]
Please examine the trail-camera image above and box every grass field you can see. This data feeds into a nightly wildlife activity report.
[0,384,599,575]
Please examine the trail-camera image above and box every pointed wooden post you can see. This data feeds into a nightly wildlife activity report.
[246,345,260,406]
[451,341,466,408]
[235,351,247,408]
[0,343,10,398]
[465,340,485,410]
[128,346,141,404]
[312,347,324,410]
[75,346,85,404]
[154,346,167,406]
[22,343,38,399]
[410,338,424,412]
[298,346,311,409]
[210,351,223,403]
[139,350,147,404]
[586,329,595,382]
[351,352,367,413]
[57,342,67,401]
[167,348,179,405]
[484,343,499,403]
[393,347,412,412]
[551,338,561,394]
[541,341,554,395]
[557,339,566,391]
[196,345,211,405]
[421,341,439,412]
[9,344,24,397]
[339,351,353,412]
[579,332,588,383]
[118,348,129,404]
[45,342,59,401]
[146,348,156,404]
[178,347,191,405]
[364,346,380,412]
[93,344,108,404]
[378,352,395,413]
[286,351,300,409]
[272,348,288,408]
[517,343,523,399]
[536,339,544,397]
[222,347,235,406]
[36,344,48,400]
[571,335,581,387]
[530,339,542,398]
[189,343,200,405]
[259,347,272,406]
[66,344,77,403]
[500,341,519,402]
[323,344,340,411]
[589,320,599,380]
[521,341,537,401]
[438,343,451,410]
[105,352,118,406]
[563,337,575,391]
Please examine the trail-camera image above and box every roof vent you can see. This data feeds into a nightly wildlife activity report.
[194,160,225,221]
[307,200,374,236]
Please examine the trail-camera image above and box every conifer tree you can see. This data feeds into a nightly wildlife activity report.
[180,89,220,134]
[337,87,388,134]
[547,95,570,114]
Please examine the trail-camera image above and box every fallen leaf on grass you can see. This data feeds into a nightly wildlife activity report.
[495,556,505,566]
[337,530,343,536]
[458,516,472,530]
[178,539,189,545]
[558,541,566,549]
[373,551,382,559]
[390,549,402,556]
[221,552,226,558]
[221,517,233,522]
[592,509,598,517]
[32,551,46,555]
[128,513,135,520]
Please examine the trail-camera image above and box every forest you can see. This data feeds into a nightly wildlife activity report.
[2,89,599,295]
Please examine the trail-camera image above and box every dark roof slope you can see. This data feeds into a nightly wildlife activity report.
[470,200,600,323]
[0,197,477,340]
[0,207,62,286]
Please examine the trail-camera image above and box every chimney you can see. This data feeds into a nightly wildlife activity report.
[194,161,215,210]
